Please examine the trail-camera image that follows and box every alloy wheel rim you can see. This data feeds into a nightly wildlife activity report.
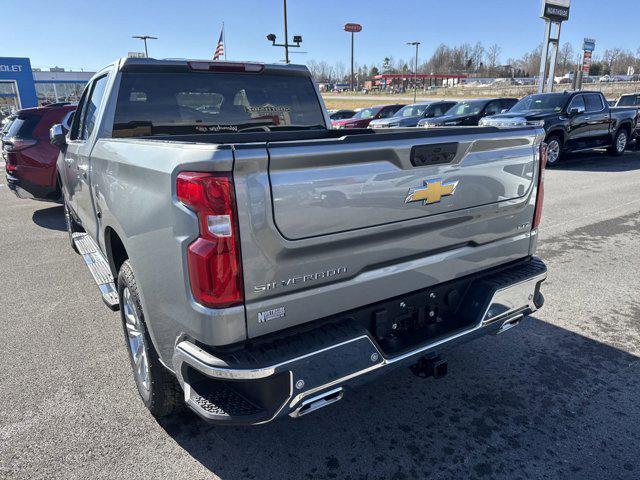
[547,140,560,164]
[123,287,150,392]
[617,132,627,153]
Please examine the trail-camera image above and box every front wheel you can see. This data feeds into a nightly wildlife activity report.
[118,260,183,417]
[608,129,628,156]
[545,135,563,166]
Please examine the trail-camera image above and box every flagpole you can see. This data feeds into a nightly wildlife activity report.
[222,22,227,60]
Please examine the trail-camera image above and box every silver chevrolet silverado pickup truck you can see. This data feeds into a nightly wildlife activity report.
[51,57,547,425]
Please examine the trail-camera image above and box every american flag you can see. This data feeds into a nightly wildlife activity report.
[213,27,224,60]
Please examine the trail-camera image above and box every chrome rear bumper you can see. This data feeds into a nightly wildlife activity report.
[173,258,546,425]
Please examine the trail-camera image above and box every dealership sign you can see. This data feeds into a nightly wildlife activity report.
[0,64,23,72]
[344,23,362,33]
[540,0,570,22]
[583,38,596,53]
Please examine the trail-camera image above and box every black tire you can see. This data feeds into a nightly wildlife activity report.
[607,128,629,156]
[118,260,183,417]
[63,197,81,254]
[545,134,563,166]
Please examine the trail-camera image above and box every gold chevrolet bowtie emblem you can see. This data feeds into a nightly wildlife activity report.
[405,179,459,205]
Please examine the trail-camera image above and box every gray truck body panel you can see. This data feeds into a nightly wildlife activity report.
[57,58,547,423]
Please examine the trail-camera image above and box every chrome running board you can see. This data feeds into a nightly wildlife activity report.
[72,233,119,311]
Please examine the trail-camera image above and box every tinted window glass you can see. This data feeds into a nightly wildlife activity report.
[447,101,484,116]
[568,95,586,112]
[617,95,640,107]
[82,76,108,139]
[501,99,517,111]
[5,115,40,139]
[352,107,379,119]
[1,117,16,135]
[378,106,401,118]
[113,72,325,137]
[70,87,90,140]
[330,111,353,120]
[511,93,567,113]
[395,104,428,118]
[585,94,604,112]
[484,101,502,116]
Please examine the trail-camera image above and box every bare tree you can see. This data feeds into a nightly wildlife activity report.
[557,42,574,75]
[487,44,501,68]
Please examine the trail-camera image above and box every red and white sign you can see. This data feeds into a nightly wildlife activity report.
[344,23,362,33]
[582,51,592,74]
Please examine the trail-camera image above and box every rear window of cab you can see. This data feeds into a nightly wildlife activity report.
[112,72,325,137]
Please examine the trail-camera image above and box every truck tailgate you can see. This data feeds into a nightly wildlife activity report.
[269,131,536,239]
[233,127,545,339]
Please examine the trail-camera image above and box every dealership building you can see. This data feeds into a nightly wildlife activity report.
[0,57,94,114]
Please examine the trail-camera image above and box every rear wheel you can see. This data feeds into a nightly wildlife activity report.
[118,260,183,417]
[545,135,562,166]
[608,128,628,156]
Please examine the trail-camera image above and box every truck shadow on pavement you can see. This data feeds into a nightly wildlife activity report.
[157,317,640,480]
[551,150,640,172]
[31,205,65,231]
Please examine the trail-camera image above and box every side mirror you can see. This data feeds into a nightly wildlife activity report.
[501,108,509,113]
[50,124,66,148]
[568,107,584,116]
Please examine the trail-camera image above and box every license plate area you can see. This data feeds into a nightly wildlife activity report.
[352,277,476,356]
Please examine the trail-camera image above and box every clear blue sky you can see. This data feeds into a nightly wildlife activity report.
[1,0,637,71]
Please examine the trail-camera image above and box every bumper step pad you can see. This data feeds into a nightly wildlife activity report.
[191,381,263,418]
[72,233,119,311]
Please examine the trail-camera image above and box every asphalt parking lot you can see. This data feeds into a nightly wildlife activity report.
[1,151,640,480]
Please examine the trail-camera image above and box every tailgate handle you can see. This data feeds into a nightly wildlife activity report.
[410,143,458,167]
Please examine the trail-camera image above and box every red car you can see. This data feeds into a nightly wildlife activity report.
[331,104,405,129]
[3,103,75,201]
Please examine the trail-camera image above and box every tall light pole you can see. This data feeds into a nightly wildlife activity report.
[132,35,157,58]
[407,41,420,103]
[344,23,363,91]
[266,0,302,63]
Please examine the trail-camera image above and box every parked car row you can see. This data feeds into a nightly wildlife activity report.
[370,101,457,128]
[2,89,639,205]
[328,92,639,165]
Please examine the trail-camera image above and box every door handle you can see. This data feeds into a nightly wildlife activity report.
[584,117,591,121]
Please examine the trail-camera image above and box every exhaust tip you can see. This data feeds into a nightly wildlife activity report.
[290,387,344,418]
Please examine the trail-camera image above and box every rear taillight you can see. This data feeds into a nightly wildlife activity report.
[532,142,547,230]
[177,172,243,308]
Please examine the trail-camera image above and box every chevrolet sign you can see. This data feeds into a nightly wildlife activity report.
[540,0,570,22]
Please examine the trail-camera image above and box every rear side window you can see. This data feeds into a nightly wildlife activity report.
[113,72,325,137]
[585,94,604,112]
[5,115,41,139]
[617,95,640,107]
